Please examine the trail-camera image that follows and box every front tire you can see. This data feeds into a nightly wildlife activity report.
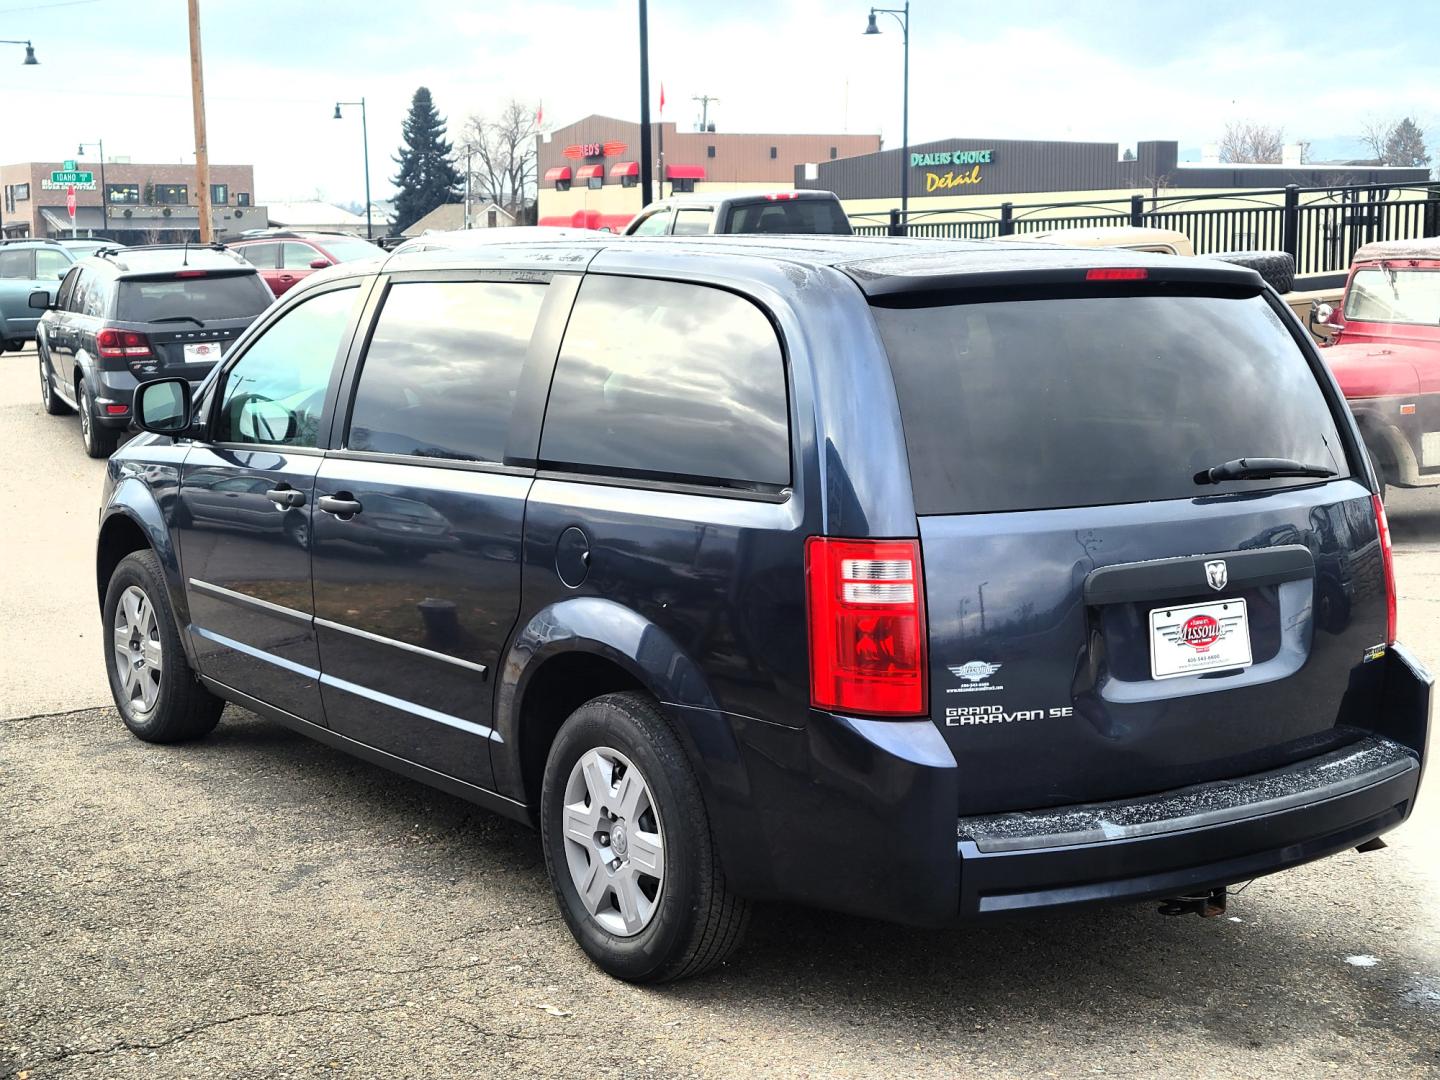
[541,691,750,983]
[79,377,120,458]
[103,549,224,743]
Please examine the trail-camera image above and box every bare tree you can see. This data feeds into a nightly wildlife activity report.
[1359,117,1392,163]
[1218,121,1285,164]
[1356,116,1432,167]
[460,99,540,222]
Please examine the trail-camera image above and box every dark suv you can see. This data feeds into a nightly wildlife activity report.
[99,236,1430,983]
[35,244,273,457]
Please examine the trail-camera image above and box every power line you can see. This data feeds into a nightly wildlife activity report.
[0,0,103,14]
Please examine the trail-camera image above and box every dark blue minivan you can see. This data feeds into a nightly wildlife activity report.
[98,236,1431,982]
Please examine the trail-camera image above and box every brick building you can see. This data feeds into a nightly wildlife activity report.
[537,114,880,231]
[0,159,267,241]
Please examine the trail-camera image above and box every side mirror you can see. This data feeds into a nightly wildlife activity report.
[134,378,193,436]
[28,288,52,310]
[1311,301,1334,327]
[56,270,68,280]
[309,258,332,270]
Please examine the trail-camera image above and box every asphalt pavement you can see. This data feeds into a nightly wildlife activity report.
[2,347,1437,1079]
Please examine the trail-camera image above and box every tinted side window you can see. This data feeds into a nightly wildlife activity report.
[0,250,31,279]
[347,279,545,462]
[672,209,713,235]
[540,276,789,488]
[81,273,109,318]
[55,266,80,310]
[630,212,671,236]
[238,242,279,269]
[35,248,72,280]
[217,286,360,447]
[282,242,318,270]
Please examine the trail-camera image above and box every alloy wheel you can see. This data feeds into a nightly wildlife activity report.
[561,746,666,937]
[113,585,163,716]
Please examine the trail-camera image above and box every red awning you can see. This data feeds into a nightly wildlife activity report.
[609,160,639,178]
[575,164,604,181]
[544,166,573,183]
[665,164,706,180]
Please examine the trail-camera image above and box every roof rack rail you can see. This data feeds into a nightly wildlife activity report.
[107,241,231,254]
[0,236,64,246]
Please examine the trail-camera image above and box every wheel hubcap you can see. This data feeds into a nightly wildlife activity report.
[112,585,162,716]
[561,746,665,937]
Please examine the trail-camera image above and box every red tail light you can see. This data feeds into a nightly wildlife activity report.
[96,328,152,360]
[1086,267,1148,280]
[1374,494,1397,645]
[764,192,800,201]
[806,537,927,716]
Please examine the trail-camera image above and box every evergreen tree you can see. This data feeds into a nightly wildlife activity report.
[390,87,463,232]
[1383,117,1431,168]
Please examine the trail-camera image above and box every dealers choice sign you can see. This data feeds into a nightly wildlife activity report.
[910,148,994,191]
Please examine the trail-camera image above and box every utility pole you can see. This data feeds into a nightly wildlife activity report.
[638,0,653,206]
[187,0,213,242]
[692,94,720,132]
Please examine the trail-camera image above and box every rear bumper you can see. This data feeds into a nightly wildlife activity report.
[683,644,1430,927]
[955,734,1418,917]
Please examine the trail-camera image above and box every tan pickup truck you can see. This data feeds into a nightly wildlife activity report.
[1018,226,1341,340]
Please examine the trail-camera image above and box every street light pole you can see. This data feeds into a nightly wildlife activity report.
[0,40,39,238]
[78,139,107,238]
[334,99,372,239]
[864,3,910,234]
[637,0,653,207]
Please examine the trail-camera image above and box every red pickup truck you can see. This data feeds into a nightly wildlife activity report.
[1315,238,1440,498]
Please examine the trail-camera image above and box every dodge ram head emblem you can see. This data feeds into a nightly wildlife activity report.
[1204,560,1228,592]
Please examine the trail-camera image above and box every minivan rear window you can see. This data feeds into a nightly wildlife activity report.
[873,291,1349,515]
[117,274,273,323]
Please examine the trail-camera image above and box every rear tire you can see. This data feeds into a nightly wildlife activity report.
[103,549,224,743]
[78,377,120,458]
[541,691,750,982]
[39,352,71,415]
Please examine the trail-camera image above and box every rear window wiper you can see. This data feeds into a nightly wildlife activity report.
[1195,457,1337,485]
[149,315,206,327]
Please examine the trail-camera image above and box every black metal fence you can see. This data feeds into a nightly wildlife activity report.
[850,182,1440,276]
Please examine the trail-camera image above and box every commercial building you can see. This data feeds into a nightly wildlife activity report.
[537,114,880,230]
[0,159,266,241]
[797,137,1431,224]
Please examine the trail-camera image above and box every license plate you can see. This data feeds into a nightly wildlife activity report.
[183,341,222,363]
[1149,598,1252,680]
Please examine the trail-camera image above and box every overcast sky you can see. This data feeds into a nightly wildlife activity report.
[1,0,1437,206]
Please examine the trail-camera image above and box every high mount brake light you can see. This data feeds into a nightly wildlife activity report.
[174,269,208,278]
[1374,494,1397,645]
[764,192,800,201]
[806,537,928,717]
[1086,267,1149,281]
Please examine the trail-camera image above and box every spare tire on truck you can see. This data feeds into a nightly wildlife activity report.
[1208,250,1296,295]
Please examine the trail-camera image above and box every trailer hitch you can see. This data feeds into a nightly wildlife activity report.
[1157,886,1227,918]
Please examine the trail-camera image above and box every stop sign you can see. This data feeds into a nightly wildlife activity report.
[66,184,76,218]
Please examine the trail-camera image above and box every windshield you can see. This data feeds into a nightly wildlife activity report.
[316,236,384,262]
[873,290,1349,515]
[117,274,273,323]
[726,199,852,235]
[1343,267,1440,324]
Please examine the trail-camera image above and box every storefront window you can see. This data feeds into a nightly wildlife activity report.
[236,192,251,207]
[13,183,29,201]
[671,178,696,194]
[210,183,229,205]
[155,184,188,205]
[107,183,140,205]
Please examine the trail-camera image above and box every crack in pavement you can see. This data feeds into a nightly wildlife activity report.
[23,1000,412,1070]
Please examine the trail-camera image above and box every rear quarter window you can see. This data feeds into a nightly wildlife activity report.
[540,275,790,489]
[872,290,1350,515]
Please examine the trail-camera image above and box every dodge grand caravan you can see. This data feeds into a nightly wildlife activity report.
[99,236,1431,983]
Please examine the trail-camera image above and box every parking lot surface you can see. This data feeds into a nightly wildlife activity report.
[2,348,1438,1078]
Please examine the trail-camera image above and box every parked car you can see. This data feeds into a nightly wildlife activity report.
[1312,237,1440,498]
[390,225,599,254]
[0,238,77,351]
[229,230,383,296]
[61,238,127,258]
[1019,225,1342,338]
[34,243,274,457]
[100,235,1427,984]
[623,190,852,236]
